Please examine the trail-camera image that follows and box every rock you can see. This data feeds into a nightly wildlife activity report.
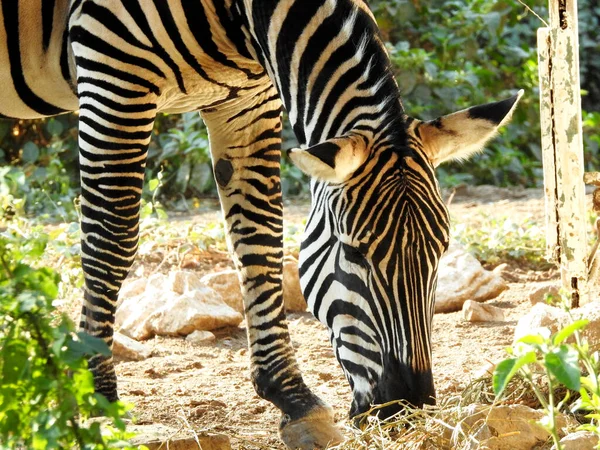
[170,270,206,296]
[448,404,574,450]
[116,282,171,340]
[462,300,505,322]
[116,272,243,340]
[283,258,307,312]
[572,301,600,347]
[515,301,600,348]
[112,332,152,361]
[128,424,231,450]
[186,330,216,345]
[514,303,566,342]
[435,242,508,313]
[200,270,244,314]
[528,281,561,305]
[146,290,243,337]
[554,431,599,450]
[117,277,148,308]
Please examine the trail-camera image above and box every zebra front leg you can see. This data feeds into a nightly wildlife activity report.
[201,87,344,449]
[76,87,156,403]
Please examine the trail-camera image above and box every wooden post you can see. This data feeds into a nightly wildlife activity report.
[538,0,589,306]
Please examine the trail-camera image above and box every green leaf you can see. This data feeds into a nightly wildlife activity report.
[516,334,546,346]
[493,351,537,397]
[75,332,111,357]
[553,319,589,346]
[148,178,159,192]
[22,142,40,163]
[46,119,64,137]
[545,345,581,391]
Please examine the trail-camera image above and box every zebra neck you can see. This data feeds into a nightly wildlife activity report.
[241,0,403,147]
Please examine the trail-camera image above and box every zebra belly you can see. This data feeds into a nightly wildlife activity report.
[0,0,78,119]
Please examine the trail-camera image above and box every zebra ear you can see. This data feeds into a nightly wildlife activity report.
[418,90,524,167]
[288,134,369,183]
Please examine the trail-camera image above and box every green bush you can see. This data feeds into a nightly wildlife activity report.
[0,226,139,449]
[1,0,598,210]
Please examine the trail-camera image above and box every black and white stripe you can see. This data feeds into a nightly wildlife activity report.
[1,1,520,447]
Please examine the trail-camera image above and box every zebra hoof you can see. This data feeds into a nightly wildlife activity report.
[279,406,344,449]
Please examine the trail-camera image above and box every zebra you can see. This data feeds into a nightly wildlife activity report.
[0,1,521,448]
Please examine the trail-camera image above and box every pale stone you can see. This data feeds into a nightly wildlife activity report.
[117,277,148,308]
[128,424,231,450]
[448,404,574,450]
[186,330,216,345]
[515,301,600,348]
[146,289,243,336]
[555,430,599,450]
[283,258,307,312]
[528,281,561,305]
[435,242,508,313]
[514,303,566,343]
[200,270,243,314]
[462,300,505,322]
[116,272,243,340]
[170,270,206,296]
[112,332,152,361]
[116,282,171,340]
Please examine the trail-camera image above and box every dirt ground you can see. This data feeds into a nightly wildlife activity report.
[94,187,564,448]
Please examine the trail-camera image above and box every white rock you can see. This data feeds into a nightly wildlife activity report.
[186,330,216,345]
[515,301,600,345]
[435,242,508,313]
[555,430,599,450]
[117,278,148,309]
[116,272,243,340]
[200,270,243,314]
[116,282,171,340]
[283,258,307,312]
[514,303,567,343]
[128,424,231,450]
[170,270,205,296]
[528,281,560,305]
[449,404,574,450]
[572,301,600,345]
[146,289,243,337]
[112,332,152,361]
[462,300,505,322]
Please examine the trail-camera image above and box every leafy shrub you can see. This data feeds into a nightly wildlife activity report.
[0,227,140,449]
[0,116,79,219]
[452,214,551,269]
[1,0,598,207]
[494,296,600,449]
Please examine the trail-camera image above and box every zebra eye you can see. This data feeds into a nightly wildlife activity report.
[342,243,366,265]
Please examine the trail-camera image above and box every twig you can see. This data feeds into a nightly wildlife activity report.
[516,0,549,27]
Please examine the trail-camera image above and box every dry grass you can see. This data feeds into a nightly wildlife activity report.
[329,374,581,450]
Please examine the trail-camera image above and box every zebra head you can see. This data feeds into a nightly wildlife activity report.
[290,91,522,419]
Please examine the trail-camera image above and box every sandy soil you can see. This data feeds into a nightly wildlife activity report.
[84,187,567,448]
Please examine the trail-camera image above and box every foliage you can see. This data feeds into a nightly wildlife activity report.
[452,214,550,269]
[493,296,600,449]
[147,113,215,200]
[0,226,141,449]
[0,0,598,207]
[0,116,79,220]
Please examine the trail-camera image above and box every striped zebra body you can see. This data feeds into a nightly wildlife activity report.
[1,1,521,448]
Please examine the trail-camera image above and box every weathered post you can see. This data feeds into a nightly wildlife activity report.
[538,0,589,306]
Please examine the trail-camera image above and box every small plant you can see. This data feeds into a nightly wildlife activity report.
[0,227,141,449]
[493,296,600,449]
[452,214,550,269]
